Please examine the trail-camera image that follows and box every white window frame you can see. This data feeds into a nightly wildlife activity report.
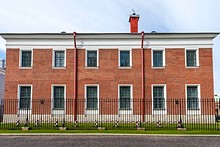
[118,84,133,115]
[214,96,220,103]
[85,49,99,69]
[185,84,201,114]
[51,84,66,115]
[151,48,165,68]
[17,84,33,115]
[52,49,66,69]
[85,84,99,114]
[19,49,33,69]
[151,84,167,114]
[118,49,132,69]
[185,48,199,68]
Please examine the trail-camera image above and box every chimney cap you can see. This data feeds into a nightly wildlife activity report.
[129,9,139,22]
[129,13,140,22]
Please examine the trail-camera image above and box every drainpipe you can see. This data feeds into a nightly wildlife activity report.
[73,32,77,121]
[141,31,145,123]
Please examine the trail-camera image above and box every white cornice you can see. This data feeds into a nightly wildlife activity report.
[1,33,217,50]
[0,32,219,39]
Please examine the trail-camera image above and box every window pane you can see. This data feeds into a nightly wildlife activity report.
[19,86,31,109]
[53,86,64,109]
[187,50,197,66]
[87,51,97,67]
[55,51,65,67]
[120,51,130,67]
[120,86,131,109]
[87,86,98,109]
[153,51,163,67]
[153,87,165,109]
[187,86,199,110]
[21,51,32,67]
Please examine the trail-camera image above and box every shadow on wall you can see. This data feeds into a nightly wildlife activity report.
[0,71,5,100]
[0,72,5,122]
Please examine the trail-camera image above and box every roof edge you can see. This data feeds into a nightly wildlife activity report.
[0,32,219,40]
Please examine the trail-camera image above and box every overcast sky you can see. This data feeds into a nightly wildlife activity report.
[0,0,219,95]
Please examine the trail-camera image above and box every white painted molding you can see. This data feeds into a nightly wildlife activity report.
[1,33,216,50]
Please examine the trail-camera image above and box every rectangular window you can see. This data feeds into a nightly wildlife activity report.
[187,86,199,110]
[120,51,131,67]
[86,86,98,109]
[53,86,65,109]
[19,86,31,109]
[54,51,65,67]
[153,86,165,110]
[87,51,97,67]
[153,50,163,67]
[21,51,32,67]
[119,86,131,109]
[186,50,198,67]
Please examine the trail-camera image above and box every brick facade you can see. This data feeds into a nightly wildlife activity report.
[3,46,215,115]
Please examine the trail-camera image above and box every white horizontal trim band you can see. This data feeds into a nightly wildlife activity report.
[5,45,213,49]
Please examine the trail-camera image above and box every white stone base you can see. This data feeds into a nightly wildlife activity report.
[2,114,216,124]
[21,127,30,130]
[97,127,105,130]
[137,127,145,130]
[177,128,187,131]
[59,127,67,130]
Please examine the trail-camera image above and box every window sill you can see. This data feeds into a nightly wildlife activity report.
[119,108,132,111]
[85,66,99,69]
[19,108,31,110]
[19,67,33,69]
[86,108,98,110]
[153,109,166,111]
[185,66,199,68]
[187,109,200,111]
[118,66,132,69]
[52,108,65,110]
[152,66,165,69]
[52,66,66,69]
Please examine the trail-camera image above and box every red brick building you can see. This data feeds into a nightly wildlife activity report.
[0,14,219,123]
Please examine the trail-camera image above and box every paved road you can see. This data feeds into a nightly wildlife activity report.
[0,135,219,147]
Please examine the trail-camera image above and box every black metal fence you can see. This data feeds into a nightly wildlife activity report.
[0,99,219,130]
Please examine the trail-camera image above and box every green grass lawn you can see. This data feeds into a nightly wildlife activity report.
[0,122,219,133]
[0,129,219,135]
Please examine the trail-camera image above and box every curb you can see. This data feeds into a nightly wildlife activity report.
[0,133,220,136]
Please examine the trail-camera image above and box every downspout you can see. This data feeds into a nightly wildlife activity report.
[73,32,77,121]
[141,31,145,123]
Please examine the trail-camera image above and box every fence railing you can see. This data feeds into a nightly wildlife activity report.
[0,98,219,130]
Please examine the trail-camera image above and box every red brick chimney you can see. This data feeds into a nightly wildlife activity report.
[129,12,140,33]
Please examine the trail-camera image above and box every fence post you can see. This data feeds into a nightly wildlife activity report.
[40,99,44,124]
[140,99,142,127]
[25,100,29,127]
[176,99,184,128]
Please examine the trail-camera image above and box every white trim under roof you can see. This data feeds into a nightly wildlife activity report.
[1,33,218,50]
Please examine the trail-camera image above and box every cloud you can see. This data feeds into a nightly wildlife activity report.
[157,0,220,32]
[0,0,130,33]
[0,0,219,94]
